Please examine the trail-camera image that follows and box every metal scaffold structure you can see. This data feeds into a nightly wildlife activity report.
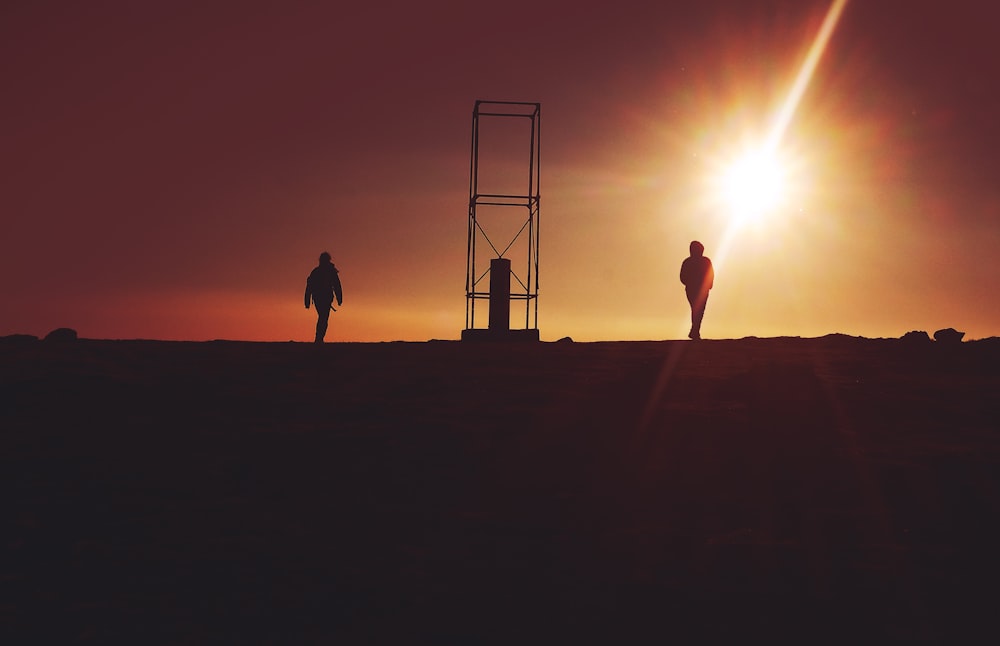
[462,100,541,342]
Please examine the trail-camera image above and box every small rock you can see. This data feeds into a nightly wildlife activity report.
[0,334,39,345]
[44,328,78,342]
[900,330,931,343]
[933,327,965,344]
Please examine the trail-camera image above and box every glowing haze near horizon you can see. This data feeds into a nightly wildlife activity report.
[3,0,999,342]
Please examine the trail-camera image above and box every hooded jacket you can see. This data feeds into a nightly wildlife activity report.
[305,261,343,308]
[680,243,714,295]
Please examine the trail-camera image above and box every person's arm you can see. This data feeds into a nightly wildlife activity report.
[333,273,343,306]
[304,278,312,308]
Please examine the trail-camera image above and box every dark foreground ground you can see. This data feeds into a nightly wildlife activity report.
[3,335,1000,643]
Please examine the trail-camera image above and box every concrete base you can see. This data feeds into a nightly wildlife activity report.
[460,328,540,343]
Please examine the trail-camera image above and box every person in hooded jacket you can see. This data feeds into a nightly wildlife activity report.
[305,251,343,343]
[679,240,714,340]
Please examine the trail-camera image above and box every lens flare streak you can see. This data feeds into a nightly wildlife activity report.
[766,0,850,152]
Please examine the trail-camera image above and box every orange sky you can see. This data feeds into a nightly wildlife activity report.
[3,0,999,342]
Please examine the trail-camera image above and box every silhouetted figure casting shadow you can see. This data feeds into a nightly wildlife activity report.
[305,251,343,343]
[680,240,714,340]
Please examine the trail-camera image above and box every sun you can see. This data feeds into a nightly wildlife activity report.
[718,148,787,225]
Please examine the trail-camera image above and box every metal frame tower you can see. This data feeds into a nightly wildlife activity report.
[462,100,541,341]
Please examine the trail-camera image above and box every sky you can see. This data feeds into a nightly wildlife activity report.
[3,0,999,342]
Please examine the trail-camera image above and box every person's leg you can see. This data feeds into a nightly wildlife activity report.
[687,289,707,339]
[691,293,708,339]
[315,305,330,343]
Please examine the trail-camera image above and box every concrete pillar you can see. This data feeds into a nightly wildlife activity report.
[488,258,511,331]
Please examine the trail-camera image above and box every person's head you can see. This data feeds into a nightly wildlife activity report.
[319,251,332,264]
[689,240,704,257]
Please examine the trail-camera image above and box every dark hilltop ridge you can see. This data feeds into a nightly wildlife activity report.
[3,332,1000,642]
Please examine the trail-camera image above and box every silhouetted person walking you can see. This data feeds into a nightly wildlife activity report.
[305,252,343,343]
[680,240,714,340]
